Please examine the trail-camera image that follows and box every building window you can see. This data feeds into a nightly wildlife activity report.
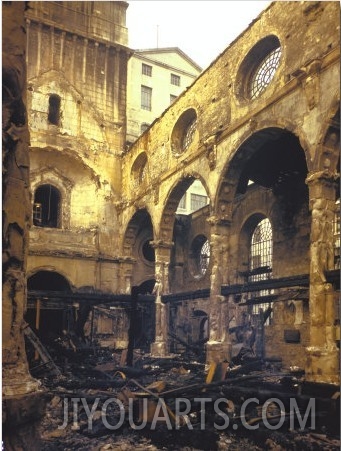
[249,218,273,321]
[171,73,180,86]
[141,85,152,111]
[200,240,210,275]
[178,193,186,210]
[170,94,177,104]
[142,63,152,76]
[33,184,61,228]
[140,123,150,134]
[182,119,197,151]
[48,94,61,125]
[190,193,207,212]
[250,47,281,99]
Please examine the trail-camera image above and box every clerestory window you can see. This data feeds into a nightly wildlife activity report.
[249,47,281,99]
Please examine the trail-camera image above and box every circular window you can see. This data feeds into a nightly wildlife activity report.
[182,119,197,151]
[189,235,210,278]
[142,240,155,262]
[250,47,281,99]
[131,152,147,188]
[171,108,198,155]
[235,35,282,101]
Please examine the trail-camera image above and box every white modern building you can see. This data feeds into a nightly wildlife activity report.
[126,47,202,146]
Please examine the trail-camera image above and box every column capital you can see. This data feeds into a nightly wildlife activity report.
[207,214,231,228]
[150,239,174,250]
[306,170,339,187]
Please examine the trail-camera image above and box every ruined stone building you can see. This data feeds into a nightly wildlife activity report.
[2,3,340,437]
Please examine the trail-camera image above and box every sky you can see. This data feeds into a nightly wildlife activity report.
[126,1,271,69]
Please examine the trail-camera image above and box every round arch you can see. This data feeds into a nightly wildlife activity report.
[123,208,155,256]
[159,173,212,243]
[214,127,308,221]
[27,268,73,291]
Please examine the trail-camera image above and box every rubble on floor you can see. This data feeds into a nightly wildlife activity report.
[25,337,340,451]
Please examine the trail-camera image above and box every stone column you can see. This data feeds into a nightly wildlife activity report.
[305,170,339,384]
[118,257,135,294]
[150,240,173,356]
[2,2,45,449]
[206,216,232,364]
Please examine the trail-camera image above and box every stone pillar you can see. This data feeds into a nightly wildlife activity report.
[2,2,45,448]
[305,170,339,384]
[206,216,232,364]
[150,240,173,356]
[118,257,135,294]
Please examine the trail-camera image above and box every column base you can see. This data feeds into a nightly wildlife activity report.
[3,391,46,451]
[305,346,340,384]
[150,341,167,357]
[206,341,231,365]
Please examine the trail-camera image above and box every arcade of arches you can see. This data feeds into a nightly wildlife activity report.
[2,3,340,431]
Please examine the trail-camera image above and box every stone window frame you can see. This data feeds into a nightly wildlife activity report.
[131,152,148,189]
[250,46,281,99]
[30,167,73,229]
[47,93,62,126]
[33,184,61,228]
[171,108,198,156]
[235,35,282,102]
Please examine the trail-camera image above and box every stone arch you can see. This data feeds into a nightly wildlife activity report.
[31,166,73,229]
[238,212,270,273]
[123,208,155,257]
[131,152,148,189]
[160,174,211,243]
[215,127,309,222]
[27,267,73,291]
[171,107,198,155]
[25,269,73,343]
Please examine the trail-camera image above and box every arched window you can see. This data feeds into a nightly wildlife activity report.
[249,218,273,320]
[48,94,61,125]
[33,184,61,228]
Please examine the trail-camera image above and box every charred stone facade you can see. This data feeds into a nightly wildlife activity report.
[121,1,340,382]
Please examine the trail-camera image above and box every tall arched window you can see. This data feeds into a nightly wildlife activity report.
[249,217,273,319]
[250,218,272,276]
[33,184,61,228]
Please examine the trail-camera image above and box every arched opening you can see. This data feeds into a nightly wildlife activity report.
[162,176,210,292]
[123,209,155,287]
[48,93,61,125]
[25,271,72,344]
[33,184,61,228]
